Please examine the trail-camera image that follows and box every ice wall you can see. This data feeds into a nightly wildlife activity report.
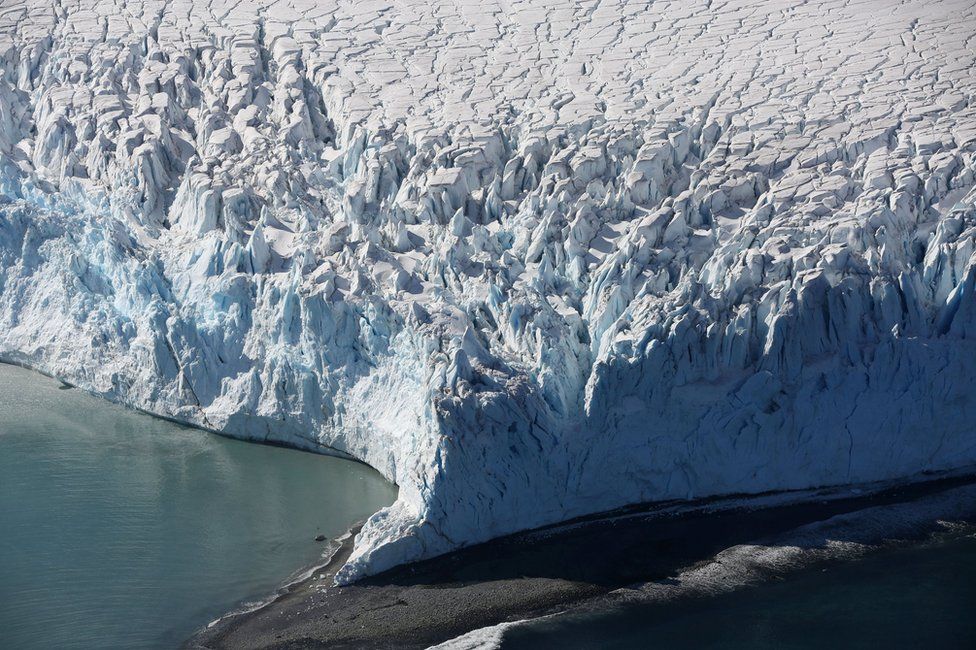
[0,0,975,582]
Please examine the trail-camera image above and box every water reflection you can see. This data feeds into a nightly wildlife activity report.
[0,363,396,649]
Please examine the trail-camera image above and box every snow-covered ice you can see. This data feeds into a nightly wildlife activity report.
[0,0,975,582]
[427,619,529,650]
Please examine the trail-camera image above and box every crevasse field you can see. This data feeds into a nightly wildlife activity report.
[0,0,975,583]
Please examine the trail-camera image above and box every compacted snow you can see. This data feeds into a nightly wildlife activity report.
[0,0,975,581]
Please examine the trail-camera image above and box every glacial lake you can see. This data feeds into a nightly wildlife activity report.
[0,363,396,649]
[503,532,976,649]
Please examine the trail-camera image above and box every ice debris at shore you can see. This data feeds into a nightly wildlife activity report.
[1,0,975,582]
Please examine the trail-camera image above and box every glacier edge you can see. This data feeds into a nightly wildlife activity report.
[0,0,975,583]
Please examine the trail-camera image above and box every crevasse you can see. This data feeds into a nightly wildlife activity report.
[1,0,975,583]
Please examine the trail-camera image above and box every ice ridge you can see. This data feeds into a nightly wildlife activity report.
[0,0,975,582]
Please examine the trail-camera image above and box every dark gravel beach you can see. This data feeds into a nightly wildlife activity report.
[187,471,976,649]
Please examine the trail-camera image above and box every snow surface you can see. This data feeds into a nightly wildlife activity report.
[0,0,975,582]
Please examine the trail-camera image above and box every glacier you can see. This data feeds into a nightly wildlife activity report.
[1,0,975,583]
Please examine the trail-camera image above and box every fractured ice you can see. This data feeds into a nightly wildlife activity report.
[0,0,975,582]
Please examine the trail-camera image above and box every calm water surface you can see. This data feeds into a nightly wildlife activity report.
[504,533,976,649]
[0,363,396,649]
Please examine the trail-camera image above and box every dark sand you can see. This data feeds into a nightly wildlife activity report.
[186,471,976,649]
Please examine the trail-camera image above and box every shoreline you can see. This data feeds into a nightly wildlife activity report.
[0,358,370,465]
[8,356,975,648]
[199,527,361,636]
[187,469,976,650]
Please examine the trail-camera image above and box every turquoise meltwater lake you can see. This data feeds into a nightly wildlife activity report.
[0,363,396,649]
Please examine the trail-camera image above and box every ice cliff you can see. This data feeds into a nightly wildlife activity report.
[1,0,975,582]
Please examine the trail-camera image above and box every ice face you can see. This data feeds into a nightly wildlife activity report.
[0,0,975,583]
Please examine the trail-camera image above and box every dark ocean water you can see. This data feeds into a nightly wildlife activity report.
[0,363,396,649]
[503,533,976,649]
